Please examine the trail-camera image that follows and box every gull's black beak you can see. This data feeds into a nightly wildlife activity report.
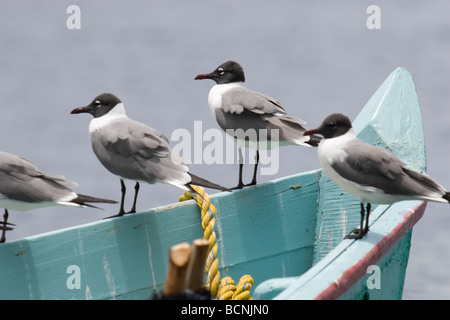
[70,105,94,115]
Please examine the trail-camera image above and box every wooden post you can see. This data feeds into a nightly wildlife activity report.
[163,242,191,295]
[185,239,209,291]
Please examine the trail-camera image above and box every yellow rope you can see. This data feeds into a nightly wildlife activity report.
[179,186,253,300]
[218,277,235,300]
[233,275,254,300]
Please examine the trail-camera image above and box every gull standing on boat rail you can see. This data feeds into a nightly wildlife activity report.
[0,151,117,242]
[71,93,230,218]
[304,113,450,239]
[195,60,321,189]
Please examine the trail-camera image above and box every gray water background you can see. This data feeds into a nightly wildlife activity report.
[0,0,449,299]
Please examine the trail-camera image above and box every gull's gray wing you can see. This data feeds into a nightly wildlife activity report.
[217,87,309,146]
[221,86,288,116]
[332,140,446,198]
[91,117,190,186]
[0,151,77,203]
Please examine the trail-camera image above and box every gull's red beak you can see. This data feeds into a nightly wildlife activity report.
[194,73,213,80]
[304,129,320,136]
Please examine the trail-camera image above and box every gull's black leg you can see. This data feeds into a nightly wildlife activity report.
[0,209,11,243]
[345,203,365,240]
[118,179,127,215]
[232,163,245,189]
[104,179,127,219]
[128,182,140,214]
[363,203,371,235]
[232,148,245,189]
[247,151,259,186]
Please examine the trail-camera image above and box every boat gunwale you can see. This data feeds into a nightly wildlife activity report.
[314,201,426,299]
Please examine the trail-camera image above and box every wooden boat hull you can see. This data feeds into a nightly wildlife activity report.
[0,67,427,299]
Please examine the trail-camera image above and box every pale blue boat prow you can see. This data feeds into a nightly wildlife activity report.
[256,66,427,300]
[0,67,427,300]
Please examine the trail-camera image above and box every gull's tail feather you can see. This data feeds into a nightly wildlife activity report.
[304,134,322,147]
[71,194,118,209]
[187,173,231,192]
[0,225,13,231]
[403,167,450,203]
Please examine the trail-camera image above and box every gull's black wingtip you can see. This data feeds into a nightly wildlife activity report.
[72,194,118,209]
[187,173,231,192]
[443,192,450,203]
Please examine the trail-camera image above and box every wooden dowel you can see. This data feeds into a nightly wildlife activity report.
[163,242,191,295]
[185,239,209,291]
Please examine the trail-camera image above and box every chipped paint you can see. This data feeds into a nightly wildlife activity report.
[145,226,157,292]
[85,285,92,300]
[340,208,348,240]
[15,250,26,256]
[103,254,116,299]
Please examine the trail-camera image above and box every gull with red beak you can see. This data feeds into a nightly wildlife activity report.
[304,113,450,239]
[71,93,230,218]
[195,60,320,189]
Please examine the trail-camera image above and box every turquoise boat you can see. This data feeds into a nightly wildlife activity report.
[0,67,427,300]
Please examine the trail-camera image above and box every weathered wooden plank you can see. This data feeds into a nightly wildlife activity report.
[0,201,204,299]
[338,230,413,300]
[0,170,319,300]
[353,67,426,172]
[271,201,426,300]
[214,172,318,262]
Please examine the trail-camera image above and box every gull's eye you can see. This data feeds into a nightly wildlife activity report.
[217,68,225,75]
[94,100,101,106]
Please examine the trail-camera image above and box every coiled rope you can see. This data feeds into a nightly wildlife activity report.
[179,186,253,300]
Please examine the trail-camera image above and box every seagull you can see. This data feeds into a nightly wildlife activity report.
[0,150,117,242]
[195,60,320,189]
[71,93,230,218]
[304,113,450,239]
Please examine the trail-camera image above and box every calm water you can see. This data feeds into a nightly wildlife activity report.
[0,0,449,299]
